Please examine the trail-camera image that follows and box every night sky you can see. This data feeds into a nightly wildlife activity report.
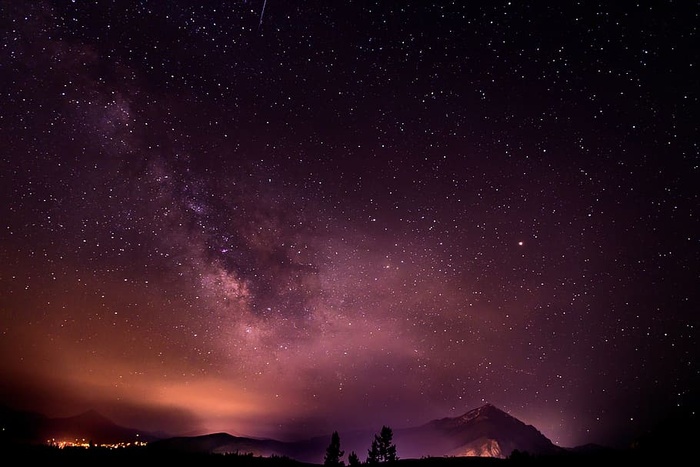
[1,0,697,450]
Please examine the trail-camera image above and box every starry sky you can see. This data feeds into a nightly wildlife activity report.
[0,0,697,450]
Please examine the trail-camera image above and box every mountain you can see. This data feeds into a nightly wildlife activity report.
[1,403,564,462]
[43,409,159,444]
[393,403,565,459]
[147,404,563,463]
[0,406,159,446]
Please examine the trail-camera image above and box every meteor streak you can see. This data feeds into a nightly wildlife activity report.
[259,0,267,28]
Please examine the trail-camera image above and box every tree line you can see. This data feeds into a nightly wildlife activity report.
[324,425,398,466]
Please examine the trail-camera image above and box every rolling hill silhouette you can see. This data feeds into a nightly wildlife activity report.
[7,403,640,464]
[146,404,564,463]
[0,406,159,445]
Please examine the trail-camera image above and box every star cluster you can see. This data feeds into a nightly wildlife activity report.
[0,0,697,449]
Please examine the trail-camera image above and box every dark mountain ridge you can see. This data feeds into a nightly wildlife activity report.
[3,402,697,465]
[144,404,564,463]
[393,403,564,459]
[0,405,159,445]
[1,403,612,464]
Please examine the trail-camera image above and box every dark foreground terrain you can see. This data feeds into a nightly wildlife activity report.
[0,442,693,467]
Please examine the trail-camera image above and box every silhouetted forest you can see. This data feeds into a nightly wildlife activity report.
[1,444,313,467]
[1,442,686,467]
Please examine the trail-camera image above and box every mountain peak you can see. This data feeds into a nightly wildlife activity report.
[455,403,512,424]
[425,403,516,430]
[413,403,562,459]
[476,402,501,413]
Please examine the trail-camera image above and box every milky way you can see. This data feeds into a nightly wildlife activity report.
[0,0,697,449]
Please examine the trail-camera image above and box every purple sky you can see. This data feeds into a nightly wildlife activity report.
[0,0,697,450]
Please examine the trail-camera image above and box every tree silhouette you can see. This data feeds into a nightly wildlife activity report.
[348,451,361,466]
[366,426,398,463]
[324,431,345,466]
[379,425,398,462]
[367,437,380,464]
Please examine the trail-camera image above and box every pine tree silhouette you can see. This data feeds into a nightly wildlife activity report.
[348,451,361,466]
[367,437,380,464]
[366,426,398,463]
[324,431,345,466]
